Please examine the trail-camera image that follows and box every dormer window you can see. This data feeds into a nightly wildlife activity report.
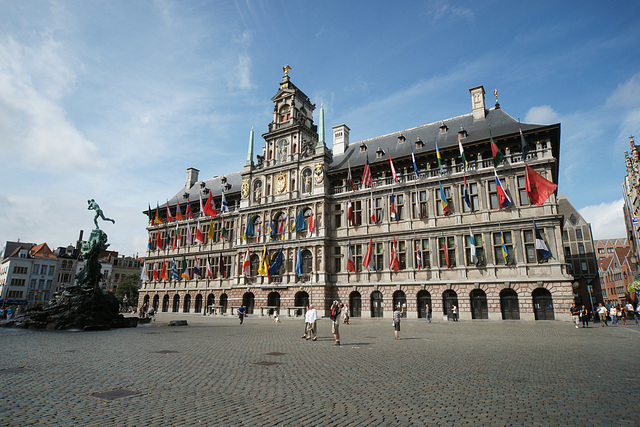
[359,143,368,152]
[279,104,291,122]
[415,137,424,149]
[458,128,468,139]
[439,123,448,134]
[398,134,406,144]
[376,147,385,158]
[200,182,206,188]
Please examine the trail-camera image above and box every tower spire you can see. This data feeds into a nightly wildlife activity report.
[246,127,254,166]
[317,104,325,148]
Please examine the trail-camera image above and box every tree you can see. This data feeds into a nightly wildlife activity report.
[115,274,140,308]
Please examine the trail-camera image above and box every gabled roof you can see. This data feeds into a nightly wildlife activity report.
[166,171,243,206]
[30,243,56,259]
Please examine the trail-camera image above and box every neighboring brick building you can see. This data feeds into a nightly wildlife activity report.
[597,245,637,305]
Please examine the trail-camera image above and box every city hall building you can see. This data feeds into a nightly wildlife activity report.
[139,71,573,321]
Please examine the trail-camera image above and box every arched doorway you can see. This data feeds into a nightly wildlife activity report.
[267,292,280,315]
[393,291,407,317]
[153,295,159,311]
[242,292,255,314]
[195,294,203,313]
[219,293,228,314]
[349,291,362,318]
[417,290,432,319]
[470,289,488,319]
[532,288,554,320]
[183,294,191,313]
[371,291,383,318]
[207,294,215,312]
[143,295,150,306]
[442,290,458,319]
[172,295,180,313]
[500,289,520,320]
[294,291,309,316]
[162,295,169,312]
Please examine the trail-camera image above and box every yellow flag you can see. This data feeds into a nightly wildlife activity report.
[207,219,215,241]
[258,245,270,276]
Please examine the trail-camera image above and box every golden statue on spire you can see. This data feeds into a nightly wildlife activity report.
[282,64,292,75]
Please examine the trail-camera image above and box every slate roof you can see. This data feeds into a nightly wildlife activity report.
[166,171,243,206]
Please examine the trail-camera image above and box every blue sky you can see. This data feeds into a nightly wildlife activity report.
[1,0,639,256]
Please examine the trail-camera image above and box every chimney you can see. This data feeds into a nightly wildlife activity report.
[186,168,200,189]
[332,124,350,155]
[469,85,486,120]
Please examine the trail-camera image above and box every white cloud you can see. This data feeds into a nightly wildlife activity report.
[427,0,474,21]
[579,199,626,240]
[233,54,252,90]
[606,72,640,108]
[525,105,559,124]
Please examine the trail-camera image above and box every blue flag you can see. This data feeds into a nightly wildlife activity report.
[296,243,303,276]
[269,219,276,241]
[534,221,553,260]
[244,215,255,239]
[295,209,306,232]
[268,247,284,276]
[411,144,420,179]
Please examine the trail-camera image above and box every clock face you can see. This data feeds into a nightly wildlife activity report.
[241,180,250,199]
[276,173,287,194]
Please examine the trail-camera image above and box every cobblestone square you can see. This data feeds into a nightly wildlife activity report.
[1,314,639,426]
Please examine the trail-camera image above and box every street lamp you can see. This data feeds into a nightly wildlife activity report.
[587,284,595,319]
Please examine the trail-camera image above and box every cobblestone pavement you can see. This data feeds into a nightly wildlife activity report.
[1,314,639,427]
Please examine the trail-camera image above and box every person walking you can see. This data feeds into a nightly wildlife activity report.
[569,303,581,328]
[393,305,404,339]
[425,303,431,323]
[330,301,343,346]
[304,304,317,341]
[237,306,246,324]
[342,304,350,325]
[609,305,617,325]
[451,304,458,322]
[580,305,590,328]
[597,303,608,326]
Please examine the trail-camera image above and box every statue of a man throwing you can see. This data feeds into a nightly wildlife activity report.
[87,199,115,229]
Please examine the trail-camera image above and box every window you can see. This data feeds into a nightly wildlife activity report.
[465,234,484,265]
[301,250,313,274]
[416,239,430,269]
[569,214,577,225]
[333,204,342,229]
[353,244,363,273]
[578,244,585,255]
[581,261,587,272]
[374,242,384,271]
[412,190,428,219]
[488,179,499,209]
[249,254,260,277]
[461,182,479,212]
[436,185,452,216]
[352,200,363,226]
[597,248,604,254]
[438,236,456,268]
[333,247,341,273]
[395,194,405,221]
[523,230,536,263]
[493,232,514,265]
[396,240,407,270]
[372,196,382,224]
[562,230,568,241]
[576,229,583,239]
[517,175,529,206]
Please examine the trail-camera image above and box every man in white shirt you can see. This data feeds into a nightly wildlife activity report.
[304,304,317,341]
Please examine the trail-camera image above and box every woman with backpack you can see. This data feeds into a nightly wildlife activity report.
[393,305,404,340]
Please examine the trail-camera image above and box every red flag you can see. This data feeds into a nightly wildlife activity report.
[370,192,376,223]
[185,197,193,219]
[347,201,355,226]
[363,237,373,270]
[242,248,250,276]
[165,202,174,223]
[152,262,158,280]
[308,212,314,233]
[195,221,205,243]
[416,242,421,271]
[525,164,558,206]
[389,236,400,271]
[346,244,355,272]
[347,161,354,191]
[156,231,163,250]
[203,192,218,217]
[390,192,396,223]
[160,259,167,279]
[443,236,450,269]
[388,153,398,183]
[175,200,184,221]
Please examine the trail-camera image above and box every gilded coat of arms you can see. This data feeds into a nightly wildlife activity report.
[314,162,324,185]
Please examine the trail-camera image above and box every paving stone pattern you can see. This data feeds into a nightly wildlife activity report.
[1,314,639,426]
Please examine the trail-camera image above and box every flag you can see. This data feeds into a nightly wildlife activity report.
[494,170,511,209]
[171,257,179,280]
[439,181,450,215]
[244,215,255,240]
[443,235,450,269]
[152,262,158,280]
[278,216,286,240]
[181,257,190,280]
[500,231,509,265]
[242,247,250,276]
[258,245,270,277]
[160,259,167,279]
[206,257,214,278]
[186,222,193,245]
[219,255,225,278]
[268,247,284,277]
[388,152,398,183]
[147,203,153,224]
[534,221,553,260]
[463,175,472,211]
[198,192,205,217]
[489,131,504,168]
[207,219,214,241]
[458,134,468,170]
[390,192,396,222]
[389,236,399,271]
[347,161,354,191]
[633,216,640,227]
[370,191,376,223]
[296,243,303,277]
[185,197,193,219]
[166,201,174,223]
[434,139,443,173]
[195,221,205,243]
[165,229,171,247]
[269,219,276,241]
[154,203,163,225]
[411,144,420,178]
[203,192,218,217]
[156,231,163,250]
[469,230,478,265]
[519,125,530,161]
[363,237,373,270]
[415,242,421,271]
[193,255,201,278]
[173,224,180,250]
[175,200,184,221]
[525,164,558,206]
[295,209,306,232]
[220,189,229,213]
[346,244,355,272]
[140,261,149,281]
[308,211,314,233]
[220,222,227,241]
[347,201,355,226]
[148,236,153,251]
[362,155,372,187]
